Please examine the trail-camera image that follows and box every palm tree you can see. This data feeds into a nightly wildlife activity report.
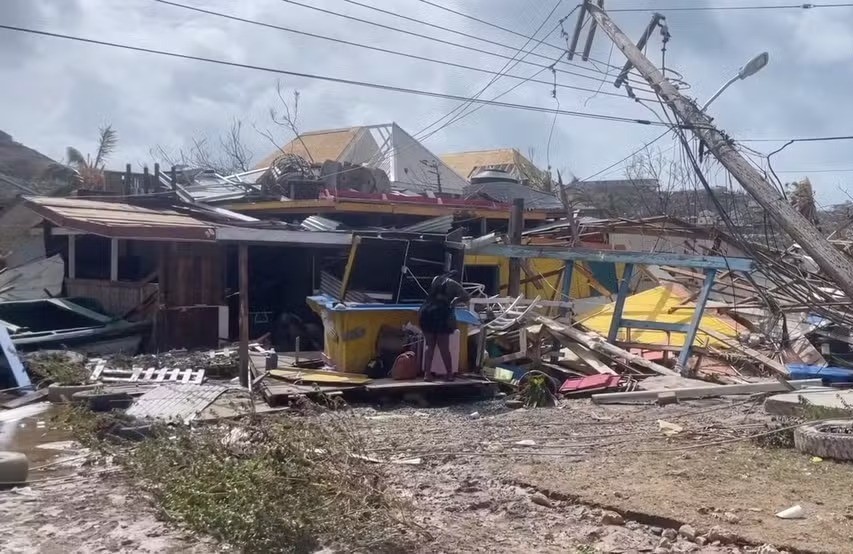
[66,125,118,190]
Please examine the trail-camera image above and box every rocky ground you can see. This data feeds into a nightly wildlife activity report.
[0,395,849,553]
[0,469,217,554]
[359,396,852,553]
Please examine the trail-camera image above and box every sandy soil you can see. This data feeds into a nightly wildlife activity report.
[1,395,846,553]
[361,396,849,553]
[0,469,217,554]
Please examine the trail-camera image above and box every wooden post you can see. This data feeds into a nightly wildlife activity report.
[142,165,150,194]
[110,238,119,281]
[606,263,634,343]
[676,268,717,375]
[170,165,177,191]
[560,261,573,317]
[67,235,76,279]
[153,163,160,194]
[238,243,249,388]
[507,198,524,297]
[588,3,853,303]
[156,243,167,352]
[124,163,132,195]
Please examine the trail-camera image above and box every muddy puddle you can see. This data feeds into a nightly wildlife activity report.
[0,403,85,476]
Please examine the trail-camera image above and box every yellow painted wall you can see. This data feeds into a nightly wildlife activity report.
[464,255,593,299]
[308,302,470,374]
[578,285,740,347]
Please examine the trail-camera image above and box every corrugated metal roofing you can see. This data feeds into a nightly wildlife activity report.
[22,196,217,241]
[577,178,659,190]
[400,215,454,234]
[301,215,343,232]
[465,181,565,211]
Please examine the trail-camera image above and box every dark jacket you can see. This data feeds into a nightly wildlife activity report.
[418,276,462,334]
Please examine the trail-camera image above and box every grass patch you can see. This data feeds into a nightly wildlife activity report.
[55,402,416,553]
[27,353,89,385]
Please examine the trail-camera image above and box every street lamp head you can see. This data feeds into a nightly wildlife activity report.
[738,52,769,80]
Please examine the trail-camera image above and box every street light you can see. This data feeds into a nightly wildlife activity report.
[700,51,769,111]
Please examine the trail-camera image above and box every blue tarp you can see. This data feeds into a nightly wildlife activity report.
[788,363,853,385]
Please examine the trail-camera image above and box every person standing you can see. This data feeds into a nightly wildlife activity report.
[418,275,466,381]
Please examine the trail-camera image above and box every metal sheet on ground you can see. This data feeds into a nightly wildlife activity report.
[126,384,229,422]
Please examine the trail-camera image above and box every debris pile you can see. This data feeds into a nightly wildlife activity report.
[470,216,853,406]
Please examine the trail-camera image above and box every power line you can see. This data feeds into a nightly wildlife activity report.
[579,129,673,181]
[336,2,573,186]
[338,0,563,69]
[0,25,677,128]
[151,0,635,100]
[609,2,853,13]
[416,1,572,142]
[417,0,568,56]
[277,0,626,87]
[339,0,630,79]
[413,0,655,89]
[740,134,853,143]
[775,168,853,173]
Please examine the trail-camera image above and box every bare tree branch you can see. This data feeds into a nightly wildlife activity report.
[268,81,313,163]
[151,119,254,175]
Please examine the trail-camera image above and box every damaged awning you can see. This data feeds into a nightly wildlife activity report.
[22,196,217,242]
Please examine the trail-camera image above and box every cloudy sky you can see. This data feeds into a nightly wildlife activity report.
[2,0,852,205]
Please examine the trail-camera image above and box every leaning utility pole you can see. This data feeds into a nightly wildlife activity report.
[586,3,853,301]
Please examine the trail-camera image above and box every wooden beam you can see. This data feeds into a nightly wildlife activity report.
[592,379,824,404]
[110,238,119,281]
[537,315,679,377]
[507,198,524,297]
[239,243,249,388]
[67,235,76,279]
[607,262,634,342]
[701,326,789,376]
[472,244,754,272]
[676,268,717,374]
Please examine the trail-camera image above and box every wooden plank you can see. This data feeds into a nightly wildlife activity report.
[181,369,193,384]
[701,326,789,376]
[592,379,825,404]
[130,367,142,382]
[90,359,106,380]
[170,368,181,382]
[472,244,754,271]
[537,315,679,377]
[156,367,169,382]
[563,343,616,375]
[144,367,155,381]
[192,370,205,384]
[1,389,48,409]
[239,243,249,388]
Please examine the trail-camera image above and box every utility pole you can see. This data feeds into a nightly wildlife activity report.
[507,198,525,296]
[421,159,443,193]
[586,3,853,301]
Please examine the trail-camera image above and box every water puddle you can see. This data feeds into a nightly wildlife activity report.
[0,403,82,473]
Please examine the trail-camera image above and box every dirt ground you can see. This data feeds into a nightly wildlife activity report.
[1,395,849,553]
[0,469,216,553]
[361,396,853,553]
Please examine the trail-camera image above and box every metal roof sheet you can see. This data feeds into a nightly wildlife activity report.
[464,181,565,211]
[22,196,217,241]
